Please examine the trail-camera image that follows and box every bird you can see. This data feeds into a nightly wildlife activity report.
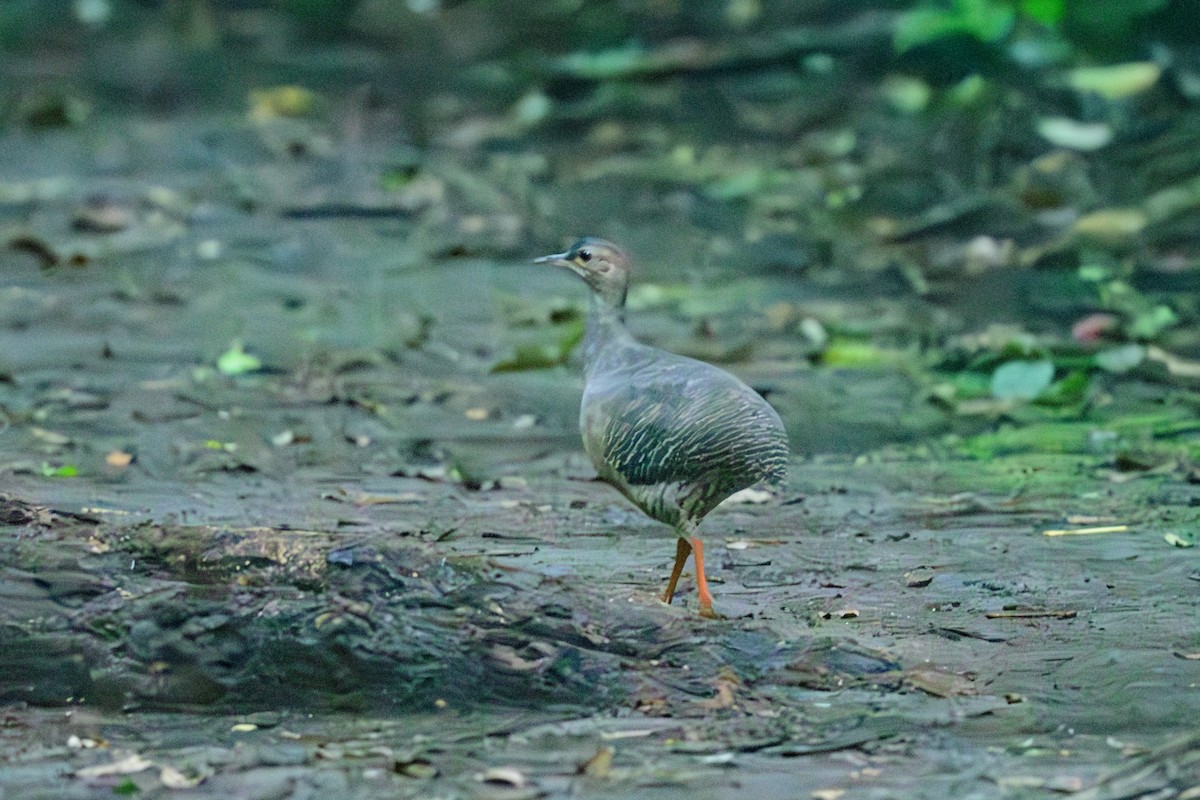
[534,237,789,618]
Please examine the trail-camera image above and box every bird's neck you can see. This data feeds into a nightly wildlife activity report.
[582,293,632,369]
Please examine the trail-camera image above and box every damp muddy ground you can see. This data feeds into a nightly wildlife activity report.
[2,4,1200,799]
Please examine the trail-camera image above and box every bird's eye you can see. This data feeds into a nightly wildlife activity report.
[577,249,592,263]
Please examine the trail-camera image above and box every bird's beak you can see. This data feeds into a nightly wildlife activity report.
[533,251,572,268]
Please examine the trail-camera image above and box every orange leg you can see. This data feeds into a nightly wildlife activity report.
[661,537,692,605]
[691,537,718,619]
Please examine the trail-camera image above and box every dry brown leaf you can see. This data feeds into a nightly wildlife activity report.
[489,644,548,672]
[700,667,742,710]
[105,450,133,467]
[577,746,614,778]
[905,668,977,697]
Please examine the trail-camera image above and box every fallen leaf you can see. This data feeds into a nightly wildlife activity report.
[681,748,730,767]
[1037,117,1113,151]
[72,198,132,233]
[75,753,154,778]
[40,462,78,478]
[248,85,318,121]
[1068,62,1160,100]
[905,667,977,697]
[904,569,934,587]
[812,789,846,800]
[480,767,526,787]
[725,538,786,550]
[577,746,614,778]
[1045,774,1086,792]
[489,644,548,672]
[700,667,742,711]
[31,427,71,445]
[105,450,133,467]
[821,608,860,620]
[724,487,773,504]
[159,765,205,789]
[991,359,1055,401]
[598,728,659,740]
[1072,208,1148,244]
[216,341,261,376]
[1094,344,1145,374]
[394,756,438,779]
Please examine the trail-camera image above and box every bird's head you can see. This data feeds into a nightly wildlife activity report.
[534,237,630,308]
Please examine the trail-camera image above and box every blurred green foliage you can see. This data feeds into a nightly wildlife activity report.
[894,0,1017,54]
[896,0,1173,59]
[274,0,360,36]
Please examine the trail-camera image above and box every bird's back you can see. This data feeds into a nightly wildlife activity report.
[581,339,788,528]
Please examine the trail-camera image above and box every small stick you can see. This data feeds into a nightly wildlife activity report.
[985,609,1077,619]
[1042,525,1129,537]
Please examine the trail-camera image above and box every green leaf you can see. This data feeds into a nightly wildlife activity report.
[1094,344,1145,373]
[821,339,890,368]
[1068,62,1161,100]
[114,777,140,795]
[1077,263,1112,282]
[1128,305,1177,340]
[491,318,584,373]
[959,421,1090,458]
[1035,369,1089,406]
[1021,0,1065,26]
[894,0,1016,53]
[991,359,1055,400]
[39,462,78,478]
[946,369,994,400]
[216,340,262,376]
[550,44,652,80]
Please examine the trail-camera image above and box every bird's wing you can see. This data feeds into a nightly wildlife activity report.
[583,352,786,488]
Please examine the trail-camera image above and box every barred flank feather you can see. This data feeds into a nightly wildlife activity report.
[581,341,788,528]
